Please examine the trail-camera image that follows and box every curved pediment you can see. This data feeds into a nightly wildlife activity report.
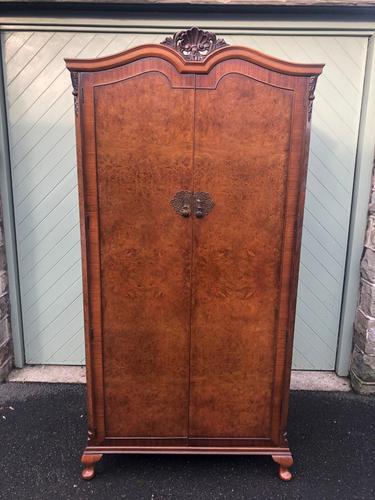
[65,27,324,77]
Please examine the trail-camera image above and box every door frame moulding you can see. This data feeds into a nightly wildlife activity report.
[0,47,24,368]
[0,14,374,373]
[1,12,375,34]
[336,33,375,376]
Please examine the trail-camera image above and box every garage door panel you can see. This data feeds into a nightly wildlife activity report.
[7,33,92,124]
[25,295,83,364]
[6,32,54,84]
[17,186,78,246]
[310,132,355,182]
[17,148,76,221]
[17,168,77,236]
[297,299,338,344]
[22,255,81,315]
[23,273,82,338]
[19,204,78,274]
[2,31,367,367]
[302,209,345,258]
[22,239,80,298]
[4,32,33,62]
[302,229,343,279]
[46,326,84,365]
[13,128,76,193]
[11,91,73,168]
[293,318,336,368]
[304,190,347,241]
[300,246,343,297]
[8,33,74,103]
[308,157,351,209]
[42,313,84,364]
[298,281,338,330]
[298,264,341,318]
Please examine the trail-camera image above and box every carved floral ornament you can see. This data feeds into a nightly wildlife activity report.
[70,71,79,116]
[161,27,228,61]
[308,76,318,121]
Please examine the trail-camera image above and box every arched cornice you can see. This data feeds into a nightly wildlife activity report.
[65,28,324,77]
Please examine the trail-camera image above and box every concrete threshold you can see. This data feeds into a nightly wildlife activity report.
[6,365,351,391]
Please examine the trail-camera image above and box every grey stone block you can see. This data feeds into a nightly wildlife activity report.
[350,344,375,382]
[0,294,10,319]
[361,248,375,282]
[0,357,12,383]
[358,279,375,317]
[0,271,8,297]
[350,369,375,395]
[0,339,12,383]
[0,244,6,273]
[355,307,375,335]
[368,189,375,215]
[353,327,375,355]
[354,306,375,355]
[364,215,375,251]
[0,315,10,343]
[0,337,12,367]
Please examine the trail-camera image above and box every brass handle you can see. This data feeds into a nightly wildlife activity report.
[195,198,204,219]
[193,192,214,219]
[180,204,191,218]
[170,191,214,219]
[170,191,192,218]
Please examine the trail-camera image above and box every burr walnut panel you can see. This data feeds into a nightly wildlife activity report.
[95,72,194,437]
[190,72,293,438]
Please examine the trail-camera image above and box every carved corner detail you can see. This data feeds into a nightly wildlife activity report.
[87,429,94,443]
[308,76,318,121]
[70,71,79,116]
[161,27,228,61]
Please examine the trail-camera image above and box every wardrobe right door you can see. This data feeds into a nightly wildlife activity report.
[188,60,307,445]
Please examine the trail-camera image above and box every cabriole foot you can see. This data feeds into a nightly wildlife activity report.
[272,454,293,481]
[81,453,102,480]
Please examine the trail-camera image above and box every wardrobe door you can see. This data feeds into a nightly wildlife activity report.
[82,63,195,439]
[189,62,307,443]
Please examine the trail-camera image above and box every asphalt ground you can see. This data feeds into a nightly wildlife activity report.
[0,383,374,500]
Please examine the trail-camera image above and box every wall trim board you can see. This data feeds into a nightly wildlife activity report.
[0,13,375,33]
[1,26,374,36]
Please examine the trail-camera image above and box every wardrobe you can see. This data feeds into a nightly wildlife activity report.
[66,28,323,481]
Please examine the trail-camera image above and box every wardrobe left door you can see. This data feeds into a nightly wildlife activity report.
[80,61,195,443]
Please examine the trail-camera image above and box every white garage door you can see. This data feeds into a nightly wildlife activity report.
[1,30,367,368]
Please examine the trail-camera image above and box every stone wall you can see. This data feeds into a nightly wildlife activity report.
[350,163,375,394]
[0,195,13,382]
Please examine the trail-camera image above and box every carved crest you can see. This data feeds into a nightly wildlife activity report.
[161,27,228,61]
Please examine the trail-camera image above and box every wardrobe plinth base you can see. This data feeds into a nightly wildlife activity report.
[81,445,293,481]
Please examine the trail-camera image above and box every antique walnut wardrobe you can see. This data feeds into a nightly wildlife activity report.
[66,28,323,481]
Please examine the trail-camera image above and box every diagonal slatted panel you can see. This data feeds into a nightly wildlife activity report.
[2,31,367,368]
